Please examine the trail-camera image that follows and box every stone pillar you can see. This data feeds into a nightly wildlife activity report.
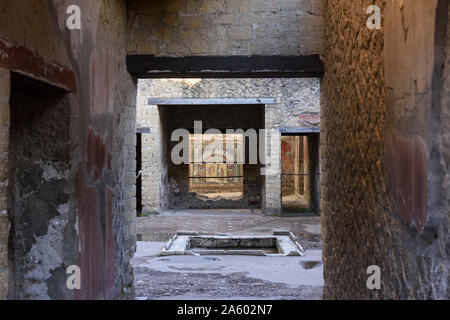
[263,127,282,215]
[137,86,162,212]
[0,68,10,300]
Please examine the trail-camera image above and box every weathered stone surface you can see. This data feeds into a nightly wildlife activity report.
[0,0,137,300]
[321,0,449,299]
[127,0,324,55]
[0,0,446,301]
[137,78,320,214]
[0,68,8,300]
[163,233,304,256]
[0,270,7,299]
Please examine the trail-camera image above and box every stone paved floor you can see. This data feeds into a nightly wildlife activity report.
[137,210,322,250]
[133,210,323,300]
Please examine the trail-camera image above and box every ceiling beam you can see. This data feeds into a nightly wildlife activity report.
[127,55,324,78]
[148,97,277,105]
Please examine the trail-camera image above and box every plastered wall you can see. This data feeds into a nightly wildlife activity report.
[0,0,137,299]
[321,0,449,299]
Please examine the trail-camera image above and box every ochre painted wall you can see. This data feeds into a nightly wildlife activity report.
[321,0,449,299]
[0,0,137,299]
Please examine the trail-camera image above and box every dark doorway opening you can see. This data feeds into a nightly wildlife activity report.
[136,132,142,213]
[281,133,320,215]
[161,104,264,210]
[7,73,76,299]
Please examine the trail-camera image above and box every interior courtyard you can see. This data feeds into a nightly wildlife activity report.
[0,0,448,300]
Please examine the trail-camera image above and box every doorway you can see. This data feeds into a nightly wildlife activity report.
[281,133,320,215]
[7,73,75,299]
[162,104,264,210]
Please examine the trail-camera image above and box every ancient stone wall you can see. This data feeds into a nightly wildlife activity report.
[0,68,10,299]
[442,2,450,249]
[8,75,73,299]
[137,78,320,214]
[127,0,323,56]
[322,0,449,299]
[0,0,136,299]
[383,0,449,299]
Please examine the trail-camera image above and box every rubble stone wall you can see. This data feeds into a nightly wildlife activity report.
[137,78,320,214]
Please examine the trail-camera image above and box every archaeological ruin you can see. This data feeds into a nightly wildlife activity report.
[0,0,448,300]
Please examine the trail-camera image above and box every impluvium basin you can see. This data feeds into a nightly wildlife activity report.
[161,231,305,256]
